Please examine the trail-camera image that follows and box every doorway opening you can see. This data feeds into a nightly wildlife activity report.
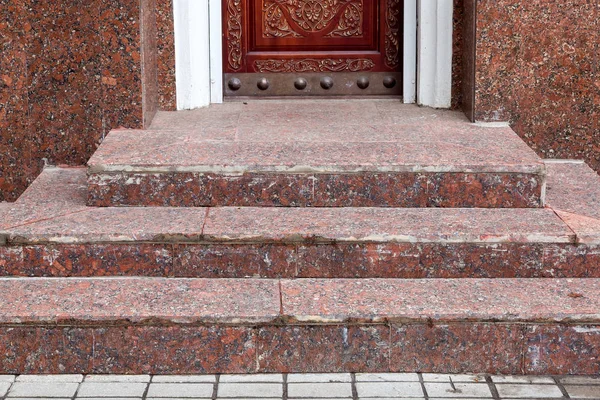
[222,0,404,97]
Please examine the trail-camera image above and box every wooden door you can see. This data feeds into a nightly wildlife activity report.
[223,0,403,97]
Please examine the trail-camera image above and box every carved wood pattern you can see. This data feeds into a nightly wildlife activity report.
[254,58,375,72]
[227,0,244,71]
[262,0,364,38]
[384,0,401,69]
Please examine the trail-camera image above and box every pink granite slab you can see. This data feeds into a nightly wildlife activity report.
[7,207,208,244]
[0,167,88,230]
[280,278,600,323]
[0,278,280,324]
[88,101,543,174]
[203,207,573,244]
[545,160,600,244]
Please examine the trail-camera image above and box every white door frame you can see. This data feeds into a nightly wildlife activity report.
[174,0,452,109]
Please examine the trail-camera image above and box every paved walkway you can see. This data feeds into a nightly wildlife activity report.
[0,373,599,399]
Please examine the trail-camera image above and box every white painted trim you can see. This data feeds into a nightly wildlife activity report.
[209,0,224,103]
[403,0,417,104]
[174,0,211,109]
[416,0,453,108]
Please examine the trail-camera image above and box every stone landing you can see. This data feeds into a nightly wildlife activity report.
[87,101,545,208]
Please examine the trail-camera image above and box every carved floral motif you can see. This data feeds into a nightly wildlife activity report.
[254,58,375,72]
[263,0,364,38]
[384,0,401,69]
[227,0,243,71]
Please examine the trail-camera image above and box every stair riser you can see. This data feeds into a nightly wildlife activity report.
[87,172,544,208]
[0,323,597,375]
[1,242,597,278]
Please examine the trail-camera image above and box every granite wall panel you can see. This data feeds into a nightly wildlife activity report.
[0,0,157,202]
[473,0,600,172]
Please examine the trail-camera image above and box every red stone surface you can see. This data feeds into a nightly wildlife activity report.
[280,279,600,323]
[390,323,524,374]
[92,326,256,374]
[0,0,157,202]
[87,101,545,208]
[525,325,600,375]
[472,0,599,173]
[0,278,279,324]
[258,326,391,373]
[156,0,176,110]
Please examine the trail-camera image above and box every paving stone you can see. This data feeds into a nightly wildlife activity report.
[16,374,83,382]
[287,374,351,383]
[219,375,283,383]
[356,382,424,398]
[76,382,148,397]
[146,383,214,398]
[0,375,15,382]
[7,382,79,398]
[495,383,563,398]
[355,373,419,382]
[564,385,600,399]
[423,383,492,398]
[151,376,216,383]
[0,382,11,397]
[422,374,487,383]
[217,383,283,398]
[84,375,150,382]
[560,376,600,385]
[287,382,352,398]
[491,375,555,384]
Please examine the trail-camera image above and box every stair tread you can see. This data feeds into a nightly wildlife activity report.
[0,277,599,325]
[89,102,543,173]
[1,169,570,244]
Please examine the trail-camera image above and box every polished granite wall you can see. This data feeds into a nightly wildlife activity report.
[466,0,600,170]
[0,0,157,201]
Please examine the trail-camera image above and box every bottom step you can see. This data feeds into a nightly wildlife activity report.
[1,277,599,375]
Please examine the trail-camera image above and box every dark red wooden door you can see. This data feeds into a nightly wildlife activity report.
[223,0,403,97]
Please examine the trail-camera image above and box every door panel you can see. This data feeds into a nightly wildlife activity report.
[223,0,403,97]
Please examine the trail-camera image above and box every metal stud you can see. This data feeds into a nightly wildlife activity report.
[320,76,334,90]
[294,77,308,90]
[383,76,397,89]
[257,77,269,91]
[357,76,370,89]
[228,78,242,91]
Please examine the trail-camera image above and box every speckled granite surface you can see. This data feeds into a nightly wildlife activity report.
[0,277,598,374]
[470,0,599,173]
[0,0,157,202]
[87,101,546,208]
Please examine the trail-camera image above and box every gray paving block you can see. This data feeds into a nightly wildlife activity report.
[0,382,11,397]
[218,383,283,398]
[288,382,352,398]
[495,383,563,399]
[563,385,600,399]
[560,376,600,385]
[146,383,214,398]
[0,376,16,383]
[287,374,352,383]
[77,382,148,398]
[219,375,283,383]
[7,382,79,398]
[355,373,419,383]
[424,382,493,398]
[84,375,151,383]
[422,374,487,383]
[356,382,423,398]
[16,375,83,383]
[491,375,555,384]
[151,375,216,383]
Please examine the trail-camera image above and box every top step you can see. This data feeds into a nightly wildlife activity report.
[87,101,545,208]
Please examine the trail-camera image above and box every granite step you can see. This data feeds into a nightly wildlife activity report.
[0,276,599,375]
[2,167,595,278]
[87,101,545,208]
